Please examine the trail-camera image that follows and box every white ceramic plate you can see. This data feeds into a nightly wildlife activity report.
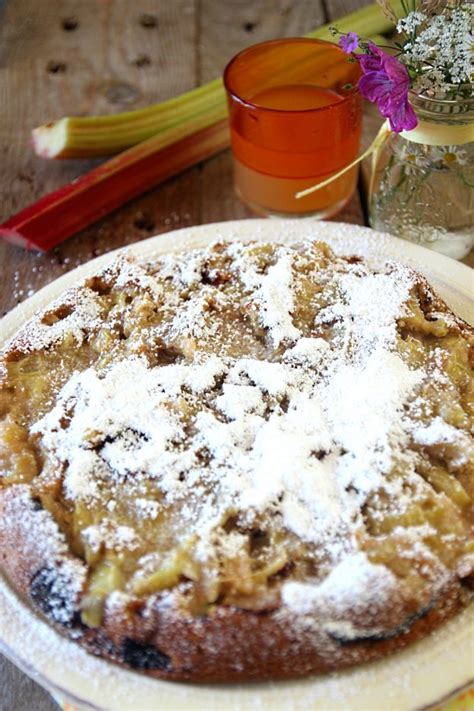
[0,220,473,711]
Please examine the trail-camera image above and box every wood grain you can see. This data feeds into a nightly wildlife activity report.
[0,653,59,711]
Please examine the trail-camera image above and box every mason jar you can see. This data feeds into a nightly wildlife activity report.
[369,87,473,260]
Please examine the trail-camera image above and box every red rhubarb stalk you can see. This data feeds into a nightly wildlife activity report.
[0,120,229,252]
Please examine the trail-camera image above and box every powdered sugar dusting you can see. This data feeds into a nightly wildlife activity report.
[0,253,163,357]
[0,568,472,709]
[252,254,301,347]
[28,241,434,599]
[316,266,414,359]
[82,522,140,556]
[1,287,103,355]
[323,350,423,499]
[282,551,398,628]
[32,339,425,559]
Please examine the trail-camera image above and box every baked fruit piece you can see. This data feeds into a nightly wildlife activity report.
[0,239,472,682]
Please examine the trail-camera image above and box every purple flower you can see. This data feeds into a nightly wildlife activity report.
[338,32,359,54]
[357,44,417,133]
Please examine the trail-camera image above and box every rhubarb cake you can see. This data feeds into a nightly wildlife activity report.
[0,238,472,681]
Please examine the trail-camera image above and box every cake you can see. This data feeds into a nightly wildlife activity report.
[0,238,472,681]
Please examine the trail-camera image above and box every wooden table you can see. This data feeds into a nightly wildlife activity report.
[0,1,472,709]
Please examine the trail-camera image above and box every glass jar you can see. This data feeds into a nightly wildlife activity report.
[369,87,473,260]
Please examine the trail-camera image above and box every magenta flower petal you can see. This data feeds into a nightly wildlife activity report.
[384,55,410,93]
[358,71,392,104]
[367,43,386,59]
[356,45,418,133]
[358,53,383,73]
[338,32,359,54]
[387,99,418,133]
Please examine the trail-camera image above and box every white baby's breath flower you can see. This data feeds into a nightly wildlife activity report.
[397,12,427,34]
[413,68,447,95]
[400,6,474,94]
[431,146,468,166]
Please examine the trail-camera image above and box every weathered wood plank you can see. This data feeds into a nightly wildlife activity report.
[0,653,59,711]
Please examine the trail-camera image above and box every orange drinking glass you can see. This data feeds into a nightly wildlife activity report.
[223,38,362,218]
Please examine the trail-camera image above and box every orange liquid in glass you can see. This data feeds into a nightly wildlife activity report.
[253,84,342,110]
[225,39,362,217]
[232,83,360,216]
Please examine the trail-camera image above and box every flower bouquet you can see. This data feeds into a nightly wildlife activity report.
[335,0,473,259]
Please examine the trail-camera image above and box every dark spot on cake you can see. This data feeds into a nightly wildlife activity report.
[415,283,434,313]
[155,344,181,366]
[86,275,113,296]
[30,497,43,511]
[223,514,239,533]
[201,267,231,286]
[30,566,73,627]
[269,560,295,580]
[93,428,149,458]
[121,638,171,670]
[195,447,211,466]
[249,528,269,553]
[461,575,474,591]
[210,242,226,254]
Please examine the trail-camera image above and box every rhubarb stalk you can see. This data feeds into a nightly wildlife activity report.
[33,79,227,158]
[1,120,229,251]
